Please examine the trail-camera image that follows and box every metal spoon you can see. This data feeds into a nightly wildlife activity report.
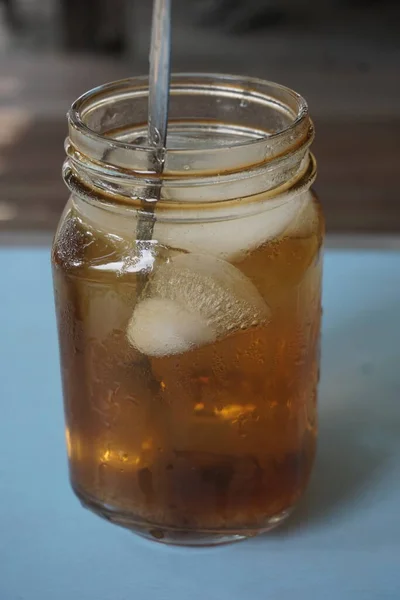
[134,0,172,446]
[136,0,171,279]
[148,0,171,153]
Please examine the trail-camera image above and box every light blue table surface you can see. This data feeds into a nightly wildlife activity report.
[0,248,399,600]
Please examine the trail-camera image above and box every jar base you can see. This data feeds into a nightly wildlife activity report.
[73,484,293,546]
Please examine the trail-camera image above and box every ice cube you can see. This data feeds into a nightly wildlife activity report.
[126,253,270,356]
[74,190,311,261]
[126,297,216,356]
[153,192,309,260]
[284,194,320,239]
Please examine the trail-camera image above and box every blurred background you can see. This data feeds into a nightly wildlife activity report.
[0,0,398,244]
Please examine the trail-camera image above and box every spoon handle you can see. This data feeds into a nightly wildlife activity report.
[148,0,171,158]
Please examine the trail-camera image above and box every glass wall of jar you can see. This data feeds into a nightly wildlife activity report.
[52,74,324,546]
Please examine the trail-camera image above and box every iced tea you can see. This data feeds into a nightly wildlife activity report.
[53,190,323,544]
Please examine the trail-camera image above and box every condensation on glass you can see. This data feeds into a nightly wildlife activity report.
[52,74,324,546]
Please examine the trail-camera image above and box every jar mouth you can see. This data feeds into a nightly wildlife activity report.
[68,73,312,176]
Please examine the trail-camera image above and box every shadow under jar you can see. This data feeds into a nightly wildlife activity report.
[52,74,324,546]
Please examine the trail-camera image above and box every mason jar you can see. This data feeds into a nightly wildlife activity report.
[52,74,324,546]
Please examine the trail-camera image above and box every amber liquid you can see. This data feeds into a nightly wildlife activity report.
[52,198,323,543]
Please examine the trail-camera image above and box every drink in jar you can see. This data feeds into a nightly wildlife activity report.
[52,75,324,545]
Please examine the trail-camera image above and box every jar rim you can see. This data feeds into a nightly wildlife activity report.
[68,73,312,176]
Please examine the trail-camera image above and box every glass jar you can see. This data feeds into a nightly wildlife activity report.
[52,74,324,546]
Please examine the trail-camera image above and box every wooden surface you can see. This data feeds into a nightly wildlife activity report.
[1,112,397,234]
[0,5,398,234]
